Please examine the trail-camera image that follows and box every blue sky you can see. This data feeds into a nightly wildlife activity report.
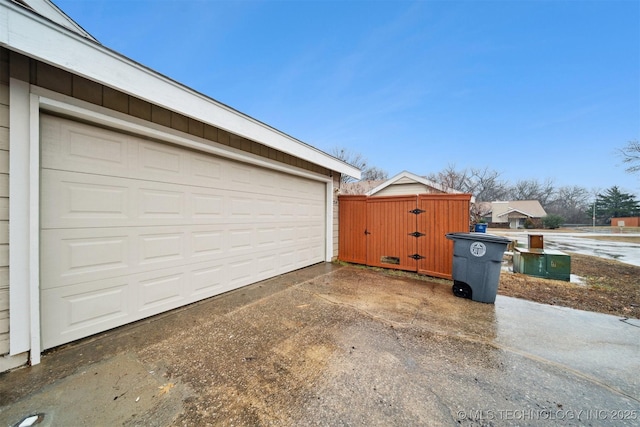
[53,0,640,196]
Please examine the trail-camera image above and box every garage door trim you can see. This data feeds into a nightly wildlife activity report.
[9,86,335,363]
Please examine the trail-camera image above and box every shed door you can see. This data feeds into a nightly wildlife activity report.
[365,196,419,272]
[338,196,367,264]
[39,114,326,349]
[417,194,470,279]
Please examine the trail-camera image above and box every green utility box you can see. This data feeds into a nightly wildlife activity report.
[512,248,546,278]
[512,248,571,281]
[544,249,572,281]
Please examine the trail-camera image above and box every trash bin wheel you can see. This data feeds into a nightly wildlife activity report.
[452,281,472,299]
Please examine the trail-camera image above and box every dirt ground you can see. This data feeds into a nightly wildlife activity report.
[498,252,640,320]
[370,233,640,320]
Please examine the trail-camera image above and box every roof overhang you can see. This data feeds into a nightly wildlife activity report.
[0,0,361,179]
[497,208,535,218]
[367,170,455,196]
[366,170,475,202]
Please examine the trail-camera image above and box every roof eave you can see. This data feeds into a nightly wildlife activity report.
[367,170,459,196]
[0,1,361,179]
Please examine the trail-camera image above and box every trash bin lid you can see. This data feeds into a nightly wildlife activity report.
[445,232,511,244]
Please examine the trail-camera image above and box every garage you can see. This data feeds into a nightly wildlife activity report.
[1,0,361,371]
[39,114,326,349]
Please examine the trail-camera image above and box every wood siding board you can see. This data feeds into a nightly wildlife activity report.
[151,104,172,127]
[229,135,242,150]
[0,149,8,173]
[0,198,7,221]
[8,51,29,82]
[217,129,230,146]
[203,124,218,142]
[129,97,152,122]
[188,117,204,138]
[0,244,8,267]
[103,86,129,114]
[0,221,7,245]
[0,84,8,106]
[0,175,8,197]
[0,48,8,84]
[170,111,189,133]
[0,105,7,128]
[72,75,103,105]
[36,62,72,96]
[0,74,5,356]
[240,138,251,153]
[0,129,6,152]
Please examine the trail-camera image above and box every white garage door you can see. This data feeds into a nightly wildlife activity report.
[40,114,326,349]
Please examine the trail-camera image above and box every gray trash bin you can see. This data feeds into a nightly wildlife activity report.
[445,232,511,303]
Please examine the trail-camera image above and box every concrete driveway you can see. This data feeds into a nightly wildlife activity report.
[1,263,638,426]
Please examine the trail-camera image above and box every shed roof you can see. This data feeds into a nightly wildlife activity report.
[2,0,361,179]
[366,171,466,196]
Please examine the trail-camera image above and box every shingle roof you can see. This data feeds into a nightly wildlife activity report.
[494,200,547,218]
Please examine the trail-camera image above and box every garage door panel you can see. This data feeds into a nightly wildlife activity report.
[139,232,185,265]
[41,114,327,349]
[257,227,277,247]
[43,168,321,229]
[229,228,253,251]
[41,278,132,349]
[279,250,296,270]
[256,254,278,277]
[40,169,131,227]
[190,156,223,183]
[192,231,224,257]
[229,197,253,217]
[139,188,185,218]
[138,141,185,177]
[41,116,131,174]
[41,230,131,288]
[42,116,326,199]
[42,257,235,349]
[229,163,254,186]
[191,264,226,296]
[138,272,186,311]
[42,221,323,289]
[192,193,224,218]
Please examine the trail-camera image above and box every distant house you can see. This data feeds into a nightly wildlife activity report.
[489,200,547,229]
[341,171,470,198]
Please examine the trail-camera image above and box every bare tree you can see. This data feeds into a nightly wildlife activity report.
[331,147,387,184]
[425,164,472,193]
[618,140,640,174]
[546,185,591,223]
[509,178,556,207]
[426,165,508,201]
[362,166,388,181]
[469,167,510,202]
[331,148,368,184]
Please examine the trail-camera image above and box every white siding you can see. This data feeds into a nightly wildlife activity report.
[0,81,8,355]
[375,183,438,197]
